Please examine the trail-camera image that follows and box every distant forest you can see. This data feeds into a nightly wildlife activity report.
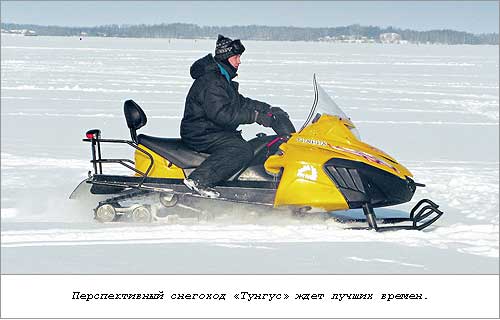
[1,22,498,45]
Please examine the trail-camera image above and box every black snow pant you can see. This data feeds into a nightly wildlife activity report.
[187,135,254,187]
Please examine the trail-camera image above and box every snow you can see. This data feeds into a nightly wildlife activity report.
[1,36,498,273]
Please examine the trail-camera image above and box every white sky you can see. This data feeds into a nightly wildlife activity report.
[1,1,499,33]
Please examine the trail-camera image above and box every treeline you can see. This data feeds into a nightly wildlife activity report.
[1,22,498,45]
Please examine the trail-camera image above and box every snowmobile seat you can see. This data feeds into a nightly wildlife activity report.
[137,134,209,169]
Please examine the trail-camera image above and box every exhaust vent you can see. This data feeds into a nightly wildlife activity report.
[326,166,365,193]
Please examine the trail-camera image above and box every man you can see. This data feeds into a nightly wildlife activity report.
[181,34,286,198]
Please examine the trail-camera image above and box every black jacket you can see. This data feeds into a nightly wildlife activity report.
[180,54,270,150]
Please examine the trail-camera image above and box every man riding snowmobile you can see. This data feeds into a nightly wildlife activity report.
[181,34,288,198]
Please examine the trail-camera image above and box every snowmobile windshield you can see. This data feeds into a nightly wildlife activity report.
[300,74,360,139]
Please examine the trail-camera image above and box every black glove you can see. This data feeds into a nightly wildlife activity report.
[255,111,275,127]
[271,107,296,136]
[254,104,271,114]
[270,107,289,118]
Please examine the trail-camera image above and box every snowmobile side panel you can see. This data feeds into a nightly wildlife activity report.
[266,144,349,211]
[134,144,186,179]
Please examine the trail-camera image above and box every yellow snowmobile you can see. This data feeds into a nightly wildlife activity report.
[70,75,443,231]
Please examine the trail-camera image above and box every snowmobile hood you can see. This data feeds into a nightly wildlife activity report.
[190,54,220,80]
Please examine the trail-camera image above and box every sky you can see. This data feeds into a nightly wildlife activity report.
[1,1,498,34]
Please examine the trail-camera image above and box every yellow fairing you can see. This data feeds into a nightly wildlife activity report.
[134,145,185,179]
[265,114,412,210]
[266,144,349,211]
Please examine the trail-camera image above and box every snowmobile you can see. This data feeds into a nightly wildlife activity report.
[70,75,443,231]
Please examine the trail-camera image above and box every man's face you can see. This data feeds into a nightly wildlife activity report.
[228,55,241,69]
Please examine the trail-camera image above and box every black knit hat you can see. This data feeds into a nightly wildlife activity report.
[214,34,245,60]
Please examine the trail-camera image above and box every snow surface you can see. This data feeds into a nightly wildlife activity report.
[1,35,498,273]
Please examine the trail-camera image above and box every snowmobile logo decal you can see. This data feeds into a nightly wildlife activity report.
[330,145,400,173]
[297,137,327,146]
[297,164,318,181]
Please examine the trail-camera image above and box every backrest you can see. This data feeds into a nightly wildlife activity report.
[123,100,147,142]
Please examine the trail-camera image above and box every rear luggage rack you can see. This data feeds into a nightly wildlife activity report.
[84,129,154,188]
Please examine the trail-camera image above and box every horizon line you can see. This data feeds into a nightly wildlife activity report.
[2,21,498,36]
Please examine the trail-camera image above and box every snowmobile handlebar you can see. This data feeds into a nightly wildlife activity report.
[271,112,296,138]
